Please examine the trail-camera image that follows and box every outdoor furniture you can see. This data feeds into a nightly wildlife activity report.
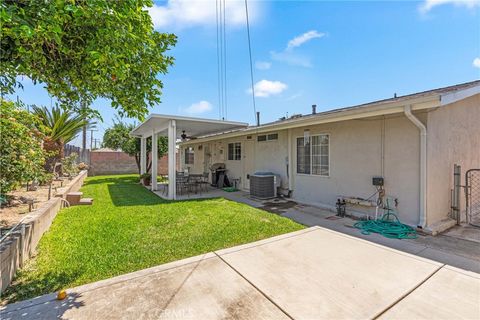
[199,172,210,192]
[176,174,190,196]
[188,174,204,194]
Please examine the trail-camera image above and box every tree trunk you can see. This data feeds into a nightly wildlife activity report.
[146,152,152,173]
[82,125,86,150]
[134,153,140,174]
[43,138,62,173]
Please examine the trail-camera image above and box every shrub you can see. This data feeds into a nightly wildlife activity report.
[140,173,151,186]
[77,162,89,171]
[61,153,79,177]
[0,99,46,194]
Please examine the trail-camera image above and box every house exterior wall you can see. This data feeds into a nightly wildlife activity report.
[180,112,427,226]
[180,133,288,189]
[289,114,424,226]
[426,93,480,227]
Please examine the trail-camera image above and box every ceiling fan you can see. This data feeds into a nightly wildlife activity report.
[180,130,197,141]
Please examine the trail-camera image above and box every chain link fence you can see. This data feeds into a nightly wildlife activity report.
[466,169,480,227]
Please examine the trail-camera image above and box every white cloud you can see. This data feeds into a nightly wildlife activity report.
[419,0,480,13]
[269,30,325,68]
[473,57,480,68]
[147,0,260,29]
[255,61,271,70]
[246,80,287,98]
[270,51,312,67]
[183,100,213,114]
[286,30,325,51]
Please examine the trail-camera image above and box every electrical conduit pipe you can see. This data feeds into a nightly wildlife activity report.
[404,105,427,228]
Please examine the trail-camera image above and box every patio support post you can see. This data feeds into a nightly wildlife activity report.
[151,131,158,191]
[140,137,147,175]
[168,120,177,200]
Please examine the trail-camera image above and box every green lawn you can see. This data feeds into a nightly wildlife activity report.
[2,175,303,303]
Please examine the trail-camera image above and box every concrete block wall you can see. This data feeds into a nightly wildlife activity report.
[0,170,88,293]
[89,150,177,176]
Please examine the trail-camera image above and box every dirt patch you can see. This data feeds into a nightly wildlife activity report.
[0,180,64,230]
[260,199,298,214]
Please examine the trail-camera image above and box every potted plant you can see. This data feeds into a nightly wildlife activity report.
[140,173,151,186]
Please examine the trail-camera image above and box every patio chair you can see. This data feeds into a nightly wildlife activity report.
[199,172,210,192]
[188,174,203,194]
[176,175,190,196]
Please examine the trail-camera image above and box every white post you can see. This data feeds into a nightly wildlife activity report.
[151,131,158,191]
[287,128,293,191]
[140,137,147,175]
[168,120,177,200]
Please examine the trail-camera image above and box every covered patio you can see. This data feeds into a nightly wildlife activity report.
[130,114,248,200]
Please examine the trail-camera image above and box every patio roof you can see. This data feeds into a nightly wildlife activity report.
[130,114,248,138]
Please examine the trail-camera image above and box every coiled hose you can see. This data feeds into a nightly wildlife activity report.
[354,211,417,239]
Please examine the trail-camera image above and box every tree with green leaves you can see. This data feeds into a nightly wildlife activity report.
[0,99,46,194]
[32,105,94,170]
[102,121,168,173]
[1,0,176,119]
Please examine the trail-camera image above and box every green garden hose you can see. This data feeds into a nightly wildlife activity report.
[353,211,417,239]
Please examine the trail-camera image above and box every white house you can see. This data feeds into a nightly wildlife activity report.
[174,81,479,233]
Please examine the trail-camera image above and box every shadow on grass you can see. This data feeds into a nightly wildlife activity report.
[107,184,165,206]
[98,175,226,207]
[83,175,140,186]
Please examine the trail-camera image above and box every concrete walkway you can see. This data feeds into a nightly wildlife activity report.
[2,227,479,320]
[215,191,480,273]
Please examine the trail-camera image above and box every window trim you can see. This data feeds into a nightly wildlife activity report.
[257,133,278,142]
[295,133,330,177]
[227,142,242,161]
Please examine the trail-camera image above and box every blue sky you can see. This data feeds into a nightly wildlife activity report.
[9,0,480,147]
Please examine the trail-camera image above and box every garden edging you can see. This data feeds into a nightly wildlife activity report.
[0,170,88,293]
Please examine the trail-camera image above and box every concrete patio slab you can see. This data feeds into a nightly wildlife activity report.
[217,226,443,320]
[2,227,479,320]
[380,265,480,319]
[0,253,288,320]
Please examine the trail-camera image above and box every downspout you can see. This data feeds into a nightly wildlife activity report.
[404,105,427,228]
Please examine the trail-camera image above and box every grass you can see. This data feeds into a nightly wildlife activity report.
[2,174,303,303]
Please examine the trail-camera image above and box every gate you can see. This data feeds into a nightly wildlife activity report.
[465,169,480,227]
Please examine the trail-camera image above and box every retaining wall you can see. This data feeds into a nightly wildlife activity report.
[0,170,88,293]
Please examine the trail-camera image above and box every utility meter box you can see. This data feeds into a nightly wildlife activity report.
[372,176,384,186]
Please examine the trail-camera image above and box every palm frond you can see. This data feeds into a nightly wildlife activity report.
[32,106,92,144]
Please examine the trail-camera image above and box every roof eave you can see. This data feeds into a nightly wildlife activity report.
[179,94,441,146]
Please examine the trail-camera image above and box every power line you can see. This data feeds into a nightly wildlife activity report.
[223,0,227,120]
[244,0,257,122]
[216,0,222,120]
[216,0,228,121]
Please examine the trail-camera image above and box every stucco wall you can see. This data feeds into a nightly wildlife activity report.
[181,132,289,190]
[290,114,424,226]
[426,93,480,226]
[180,112,426,226]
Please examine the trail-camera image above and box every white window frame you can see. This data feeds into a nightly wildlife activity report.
[184,146,194,165]
[296,133,330,177]
[257,133,278,142]
[228,142,242,161]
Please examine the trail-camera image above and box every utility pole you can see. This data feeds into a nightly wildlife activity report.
[82,100,87,152]
[90,129,98,150]
[93,138,101,150]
